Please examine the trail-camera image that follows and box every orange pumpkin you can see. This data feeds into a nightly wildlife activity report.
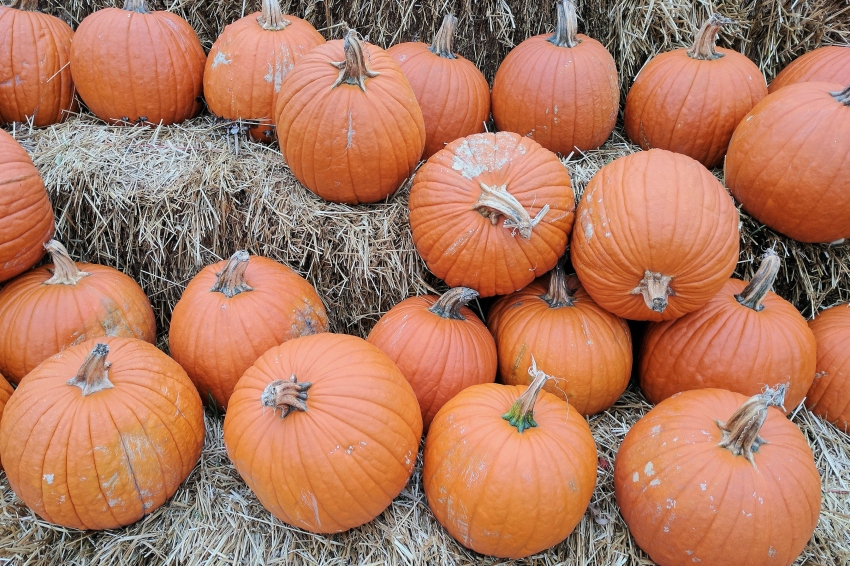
[571,149,739,321]
[0,373,12,470]
[275,29,425,204]
[615,387,820,566]
[409,131,575,297]
[0,338,205,530]
[387,15,490,158]
[491,0,618,156]
[70,0,205,125]
[806,303,850,432]
[223,333,423,533]
[769,45,850,93]
[367,287,497,429]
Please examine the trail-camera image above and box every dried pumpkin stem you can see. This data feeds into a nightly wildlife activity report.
[210,250,254,298]
[630,270,675,313]
[542,259,575,308]
[475,182,550,239]
[735,251,780,312]
[833,85,850,106]
[67,343,114,396]
[9,0,40,11]
[261,374,312,418]
[429,287,478,320]
[688,13,733,60]
[503,357,551,433]
[548,0,579,49]
[429,14,458,59]
[43,240,90,286]
[717,384,788,467]
[330,30,380,92]
[258,0,290,30]
[121,0,150,14]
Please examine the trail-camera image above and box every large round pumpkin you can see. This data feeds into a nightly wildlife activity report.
[204,0,325,142]
[0,373,12,470]
[769,45,850,93]
[409,131,575,297]
[0,338,205,530]
[491,0,618,156]
[169,250,328,410]
[223,333,423,533]
[423,363,597,558]
[571,148,739,321]
[615,387,820,566]
[275,29,425,204]
[367,286,497,429]
[0,0,77,126]
[0,240,156,384]
[725,82,850,243]
[0,128,54,283]
[624,14,767,168]
[806,303,850,432]
[70,0,205,125]
[387,14,490,158]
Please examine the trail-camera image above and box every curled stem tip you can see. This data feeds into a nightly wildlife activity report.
[503,357,551,433]
[735,250,780,312]
[630,271,675,313]
[67,343,113,396]
[430,14,458,59]
[258,0,290,30]
[548,0,579,48]
[43,240,90,286]
[261,374,312,417]
[429,287,478,320]
[330,29,380,92]
[688,13,733,60]
[210,250,253,298]
[717,384,787,467]
[542,259,575,308]
[475,182,549,239]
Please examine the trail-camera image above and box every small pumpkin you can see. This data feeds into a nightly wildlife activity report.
[409,131,575,297]
[423,362,597,558]
[615,386,820,566]
[806,303,850,432]
[0,240,156,384]
[169,250,328,409]
[769,45,850,93]
[223,333,423,533]
[0,373,12,470]
[367,286,497,429]
[387,15,490,158]
[491,0,618,156]
[0,338,205,530]
[204,0,325,142]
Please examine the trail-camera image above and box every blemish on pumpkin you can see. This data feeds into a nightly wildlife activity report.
[651,425,661,436]
[700,482,706,491]
[644,461,655,476]
[212,51,232,69]
[345,110,355,149]
[768,546,776,557]
[632,472,639,482]
[649,478,661,486]
[43,474,54,484]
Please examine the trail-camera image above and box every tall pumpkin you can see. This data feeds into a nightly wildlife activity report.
[571,149,739,321]
[275,29,425,204]
[0,0,77,126]
[0,373,11,470]
[223,333,423,533]
[624,15,767,168]
[0,338,205,530]
[387,15,490,158]
[204,0,325,142]
[409,131,575,297]
[725,82,850,243]
[806,303,850,432]
[491,0,618,156]
[0,240,156,384]
[769,45,850,93]
[70,0,205,125]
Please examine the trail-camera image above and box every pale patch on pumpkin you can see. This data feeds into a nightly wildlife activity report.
[212,51,232,69]
[345,110,355,149]
[644,461,655,476]
[651,425,661,436]
[700,482,707,491]
[450,136,511,180]
[632,471,639,482]
[43,473,54,484]
[649,478,661,486]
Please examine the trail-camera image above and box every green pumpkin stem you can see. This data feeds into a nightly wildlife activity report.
[833,84,850,106]
[67,343,114,396]
[630,270,674,313]
[688,13,733,60]
[503,357,551,433]
[429,14,458,59]
[475,182,550,239]
[122,0,150,14]
[548,0,579,48]
[429,287,478,320]
[735,251,780,312]
[9,0,40,11]
[330,30,380,92]
[43,240,90,286]
[210,250,253,298]
[542,259,575,308]
[717,384,787,467]
[258,0,290,30]
[261,374,312,418]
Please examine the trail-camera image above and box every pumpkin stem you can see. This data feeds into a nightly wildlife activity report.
[832,85,850,106]
[475,182,550,239]
[428,287,478,320]
[717,384,788,467]
[67,343,114,396]
[548,0,580,48]
[735,250,780,312]
[630,271,675,313]
[261,374,312,418]
[43,240,90,286]
[258,0,290,30]
[330,29,380,92]
[121,0,150,14]
[688,13,733,60]
[542,259,575,308]
[210,251,254,298]
[9,0,40,11]
[429,14,458,59]
[503,357,551,433]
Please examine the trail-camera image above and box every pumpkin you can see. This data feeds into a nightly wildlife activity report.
[169,250,328,410]
[423,362,597,558]
[409,131,575,297]
[0,373,11,470]
[204,0,325,143]
[640,251,816,411]
[0,129,54,283]
[223,333,422,533]
[387,15,490,158]
[0,240,157,384]
[806,303,850,432]
[69,0,205,125]
[725,82,850,243]
[624,14,767,168]
[367,286,497,429]
[0,0,77,126]
[769,45,850,93]
[487,259,631,415]
[571,148,739,321]
[615,386,820,566]
[491,0,618,156]
[0,338,205,530]
[275,29,425,204]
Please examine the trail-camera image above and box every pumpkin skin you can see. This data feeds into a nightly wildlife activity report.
[0,0,77,126]
[0,373,12,470]
[387,15,490,159]
[367,287,497,429]
[223,333,423,534]
[409,131,575,297]
[769,45,850,93]
[275,30,425,204]
[571,148,739,321]
[70,0,205,125]
[615,388,820,566]
[806,303,850,431]
[491,0,618,156]
[725,82,850,243]
[624,15,767,168]
[0,338,205,531]
[0,240,156,384]
[0,128,54,283]
[169,251,328,410]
